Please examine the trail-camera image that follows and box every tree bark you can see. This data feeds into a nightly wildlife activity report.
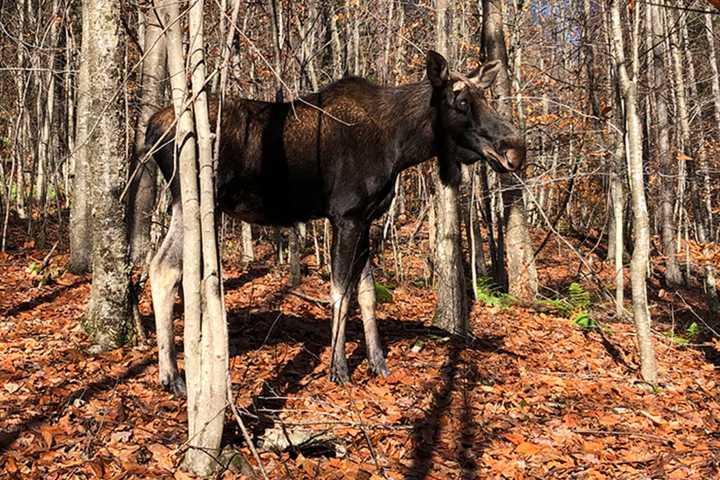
[157,0,228,472]
[158,0,204,464]
[431,0,468,335]
[609,0,658,384]
[185,0,229,472]
[596,0,625,319]
[704,13,719,240]
[667,4,694,287]
[82,0,132,350]
[610,67,626,320]
[648,2,682,287]
[128,3,167,265]
[482,0,538,302]
[68,0,93,274]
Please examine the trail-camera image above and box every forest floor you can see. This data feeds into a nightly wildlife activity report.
[1,216,719,479]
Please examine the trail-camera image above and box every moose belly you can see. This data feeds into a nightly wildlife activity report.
[217,178,326,227]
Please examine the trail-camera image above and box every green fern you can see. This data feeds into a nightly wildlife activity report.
[542,282,596,329]
[374,282,394,303]
[541,297,573,317]
[475,277,513,308]
[665,322,701,346]
[568,282,591,310]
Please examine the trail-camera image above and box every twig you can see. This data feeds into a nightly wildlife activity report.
[288,289,329,305]
[280,420,414,430]
[573,429,668,443]
[38,241,58,273]
[227,375,269,480]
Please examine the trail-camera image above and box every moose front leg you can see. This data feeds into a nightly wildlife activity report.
[329,220,368,384]
[149,204,186,396]
[357,259,389,376]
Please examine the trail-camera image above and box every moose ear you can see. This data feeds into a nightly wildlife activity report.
[469,60,502,89]
[427,50,449,87]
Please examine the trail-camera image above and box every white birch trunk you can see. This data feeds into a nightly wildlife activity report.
[609,0,658,384]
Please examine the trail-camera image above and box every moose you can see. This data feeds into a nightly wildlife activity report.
[146,50,526,394]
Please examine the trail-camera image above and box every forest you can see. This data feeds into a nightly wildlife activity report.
[1,0,720,478]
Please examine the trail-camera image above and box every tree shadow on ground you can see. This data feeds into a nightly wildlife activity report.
[222,294,514,452]
[3,278,88,317]
[404,335,515,480]
[224,266,271,292]
[593,330,635,373]
[0,355,155,454]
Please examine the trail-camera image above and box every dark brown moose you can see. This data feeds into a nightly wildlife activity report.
[145,50,526,394]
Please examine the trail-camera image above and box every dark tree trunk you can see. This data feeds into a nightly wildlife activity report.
[431,0,468,335]
[481,0,538,301]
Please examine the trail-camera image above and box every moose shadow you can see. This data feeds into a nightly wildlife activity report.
[217,273,520,478]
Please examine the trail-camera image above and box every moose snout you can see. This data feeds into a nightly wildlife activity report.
[498,138,526,171]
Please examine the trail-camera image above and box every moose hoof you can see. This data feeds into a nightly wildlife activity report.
[369,356,390,377]
[330,361,350,384]
[161,374,187,397]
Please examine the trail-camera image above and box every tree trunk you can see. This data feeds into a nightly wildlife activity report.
[68,0,92,274]
[128,3,167,265]
[597,0,625,319]
[482,0,537,302]
[648,2,682,287]
[82,0,132,350]
[158,0,203,464]
[431,0,468,335]
[289,226,301,287]
[609,0,658,384]
[158,0,228,473]
[610,68,626,320]
[186,0,229,472]
[704,13,718,240]
[667,4,694,286]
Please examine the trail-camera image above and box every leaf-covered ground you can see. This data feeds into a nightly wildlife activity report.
[1,222,720,479]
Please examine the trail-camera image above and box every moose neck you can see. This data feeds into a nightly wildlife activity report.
[380,80,438,175]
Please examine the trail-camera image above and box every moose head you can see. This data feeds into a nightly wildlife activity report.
[427,50,526,185]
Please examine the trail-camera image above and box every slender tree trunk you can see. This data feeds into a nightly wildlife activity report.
[323,2,343,79]
[667,5,694,287]
[432,0,468,335]
[82,0,132,350]
[704,13,718,240]
[482,0,537,301]
[597,0,625,318]
[685,14,719,316]
[68,1,93,274]
[36,0,59,215]
[609,0,658,384]
[610,69,626,319]
[157,0,204,465]
[128,3,167,265]
[648,3,682,287]
[181,0,229,472]
[12,0,28,222]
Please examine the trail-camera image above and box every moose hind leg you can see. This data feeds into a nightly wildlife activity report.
[329,279,352,383]
[149,204,185,395]
[329,220,368,384]
[358,259,389,376]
